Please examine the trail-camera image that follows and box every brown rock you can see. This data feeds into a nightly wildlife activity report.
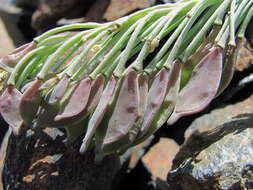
[0,19,14,56]
[235,38,253,72]
[142,138,179,183]
[104,0,155,21]
[128,136,153,169]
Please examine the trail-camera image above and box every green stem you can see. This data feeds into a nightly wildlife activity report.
[229,0,236,46]
[237,1,253,38]
[34,23,102,43]
[53,40,83,72]
[16,43,61,89]
[89,23,138,79]
[217,0,250,48]
[37,33,73,47]
[182,0,230,61]
[37,31,90,80]
[71,29,126,81]
[7,46,46,86]
[164,0,222,68]
[66,30,109,77]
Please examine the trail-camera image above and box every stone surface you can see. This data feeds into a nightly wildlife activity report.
[167,93,253,190]
[104,0,156,21]
[0,18,14,56]
[185,94,253,139]
[142,138,179,189]
[3,128,130,190]
[0,129,11,190]
[235,38,253,72]
[0,0,35,46]
[128,136,153,169]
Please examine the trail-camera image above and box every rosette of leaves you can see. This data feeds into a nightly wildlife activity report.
[0,0,252,159]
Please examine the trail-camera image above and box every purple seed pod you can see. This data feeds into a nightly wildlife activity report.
[19,79,42,124]
[0,87,24,135]
[102,70,140,153]
[140,67,170,136]
[0,42,36,72]
[168,47,223,125]
[80,76,117,153]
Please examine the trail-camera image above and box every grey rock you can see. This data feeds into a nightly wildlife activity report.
[167,113,253,190]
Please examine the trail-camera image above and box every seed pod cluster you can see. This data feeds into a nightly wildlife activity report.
[0,0,252,158]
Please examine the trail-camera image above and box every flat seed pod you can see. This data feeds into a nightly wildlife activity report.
[102,70,140,150]
[137,74,149,119]
[140,67,170,136]
[168,47,223,125]
[80,76,117,153]
[134,62,182,144]
[150,61,182,132]
[39,77,59,92]
[216,42,240,96]
[19,79,42,124]
[85,74,105,113]
[34,82,78,128]
[116,73,150,154]
[181,27,220,88]
[0,87,23,135]
[48,75,69,104]
[0,42,36,72]
[128,74,149,141]
[54,78,92,121]
[20,80,35,93]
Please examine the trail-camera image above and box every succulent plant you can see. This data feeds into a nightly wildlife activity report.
[0,0,252,159]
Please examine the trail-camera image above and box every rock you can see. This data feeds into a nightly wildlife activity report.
[84,0,110,22]
[185,94,253,139]
[31,0,95,33]
[235,38,253,72]
[2,127,130,190]
[167,113,253,189]
[0,0,35,46]
[0,18,14,56]
[104,0,156,21]
[128,136,153,169]
[0,129,11,190]
[142,138,179,190]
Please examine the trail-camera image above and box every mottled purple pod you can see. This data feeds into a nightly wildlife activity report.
[54,74,104,125]
[0,87,23,135]
[181,27,220,88]
[129,74,149,140]
[54,78,92,121]
[0,42,36,72]
[63,75,105,144]
[216,42,240,96]
[19,79,42,124]
[102,70,140,153]
[80,76,117,153]
[168,47,223,125]
[140,67,170,136]
[135,61,182,143]
[48,75,69,104]
[34,78,75,128]
[39,77,59,92]
[85,74,105,113]
[149,61,182,132]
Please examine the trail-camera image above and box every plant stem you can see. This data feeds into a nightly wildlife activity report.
[7,46,46,86]
[34,23,102,43]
